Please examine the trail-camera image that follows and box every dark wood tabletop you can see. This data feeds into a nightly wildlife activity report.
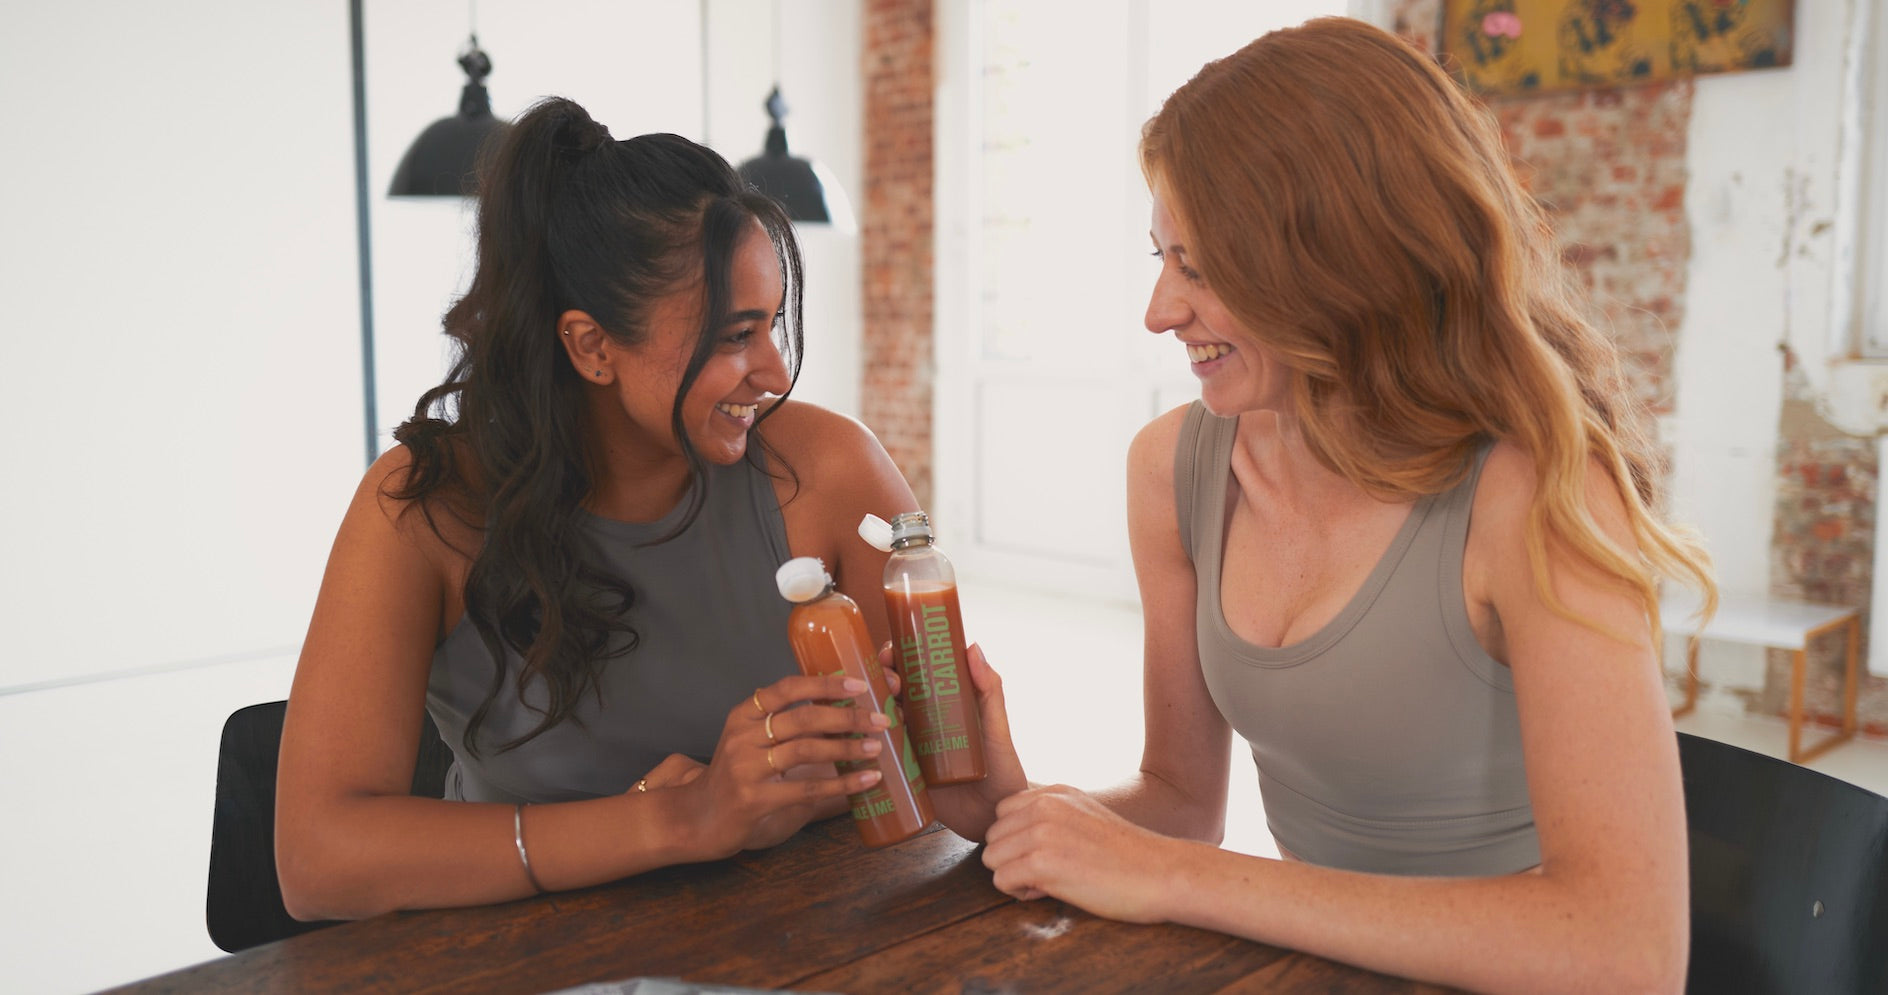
[109,817,1455,994]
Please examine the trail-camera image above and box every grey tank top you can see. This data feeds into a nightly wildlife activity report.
[1176,403,1539,876]
[426,454,797,804]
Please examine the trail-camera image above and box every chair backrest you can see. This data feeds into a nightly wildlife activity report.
[206,700,453,953]
[1679,731,1888,994]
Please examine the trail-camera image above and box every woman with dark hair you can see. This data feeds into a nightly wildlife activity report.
[275,96,1021,919]
[974,18,1713,993]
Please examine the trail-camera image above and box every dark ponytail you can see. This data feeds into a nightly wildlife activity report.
[391,97,806,755]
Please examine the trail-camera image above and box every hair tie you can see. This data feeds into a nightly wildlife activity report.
[562,116,613,157]
[548,104,614,159]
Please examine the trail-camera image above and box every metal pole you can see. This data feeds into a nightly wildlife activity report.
[350,0,380,468]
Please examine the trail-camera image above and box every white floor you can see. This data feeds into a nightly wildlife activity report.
[6,583,1887,994]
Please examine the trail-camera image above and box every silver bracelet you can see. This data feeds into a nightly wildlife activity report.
[513,804,547,893]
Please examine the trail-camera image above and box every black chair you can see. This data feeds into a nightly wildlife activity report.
[1678,731,1888,994]
[206,700,454,953]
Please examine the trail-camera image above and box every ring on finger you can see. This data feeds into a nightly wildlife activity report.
[766,746,779,775]
[751,690,767,716]
[764,711,777,746]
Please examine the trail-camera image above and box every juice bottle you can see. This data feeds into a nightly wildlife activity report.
[858,512,987,785]
[775,556,934,847]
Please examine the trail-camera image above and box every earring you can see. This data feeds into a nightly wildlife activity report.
[594,370,604,378]
[562,328,571,336]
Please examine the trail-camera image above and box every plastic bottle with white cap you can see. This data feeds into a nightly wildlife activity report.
[859,512,987,784]
[775,556,934,847]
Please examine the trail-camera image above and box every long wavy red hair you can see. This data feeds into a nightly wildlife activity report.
[1140,16,1714,641]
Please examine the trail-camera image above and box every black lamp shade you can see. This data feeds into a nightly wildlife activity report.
[737,87,847,225]
[738,125,832,223]
[389,82,506,197]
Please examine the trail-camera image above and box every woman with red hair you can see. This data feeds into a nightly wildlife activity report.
[977,17,1713,993]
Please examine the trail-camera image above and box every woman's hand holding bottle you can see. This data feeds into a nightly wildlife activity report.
[664,672,891,859]
[882,639,1029,841]
[859,512,1027,840]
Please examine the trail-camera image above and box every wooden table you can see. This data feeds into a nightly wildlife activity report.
[109,818,1454,994]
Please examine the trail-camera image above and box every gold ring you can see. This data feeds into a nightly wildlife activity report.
[766,747,779,775]
[751,691,767,715]
[764,712,777,745]
[634,778,649,793]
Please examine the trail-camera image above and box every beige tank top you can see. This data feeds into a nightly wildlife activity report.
[1176,403,1539,876]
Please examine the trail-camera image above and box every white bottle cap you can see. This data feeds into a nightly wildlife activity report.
[857,514,895,553]
[775,556,832,603]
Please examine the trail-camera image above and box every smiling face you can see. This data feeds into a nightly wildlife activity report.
[609,219,792,467]
[1144,188,1291,418]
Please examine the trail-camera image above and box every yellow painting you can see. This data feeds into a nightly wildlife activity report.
[1443,0,1794,95]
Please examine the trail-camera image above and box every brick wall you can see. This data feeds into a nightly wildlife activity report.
[1767,369,1888,735]
[1387,0,1441,55]
[1488,84,1692,415]
[1391,2,1888,734]
[1395,1,1689,411]
[860,0,936,510]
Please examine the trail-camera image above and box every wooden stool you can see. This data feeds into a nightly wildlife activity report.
[1665,594,1862,764]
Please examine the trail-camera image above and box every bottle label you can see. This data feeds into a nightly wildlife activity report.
[826,670,927,821]
[899,714,925,784]
[901,604,963,705]
[900,601,971,767]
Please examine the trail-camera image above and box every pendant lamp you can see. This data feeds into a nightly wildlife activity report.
[731,0,854,231]
[737,85,851,226]
[388,33,508,197]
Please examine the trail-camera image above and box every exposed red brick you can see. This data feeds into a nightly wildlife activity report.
[1765,418,1887,735]
[1388,0,1442,55]
[861,0,936,509]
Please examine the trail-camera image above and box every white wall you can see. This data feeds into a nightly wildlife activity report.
[0,2,363,693]
[1671,0,1888,680]
[1674,0,1850,595]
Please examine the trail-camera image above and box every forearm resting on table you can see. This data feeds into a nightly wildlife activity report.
[277,790,709,921]
[1153,843,1684,995]
[1091,769,1227,845]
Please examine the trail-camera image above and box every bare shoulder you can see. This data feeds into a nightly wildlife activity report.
[351,444,421,534]
[1467,440,1534,531]
[1471,439,1634,542]
[758,398,891,473]
[1466,440,1644,625]
[759,401,916,627]
[759,398,917,533]
[1128,402,1195,481]
[349,444,477,568]
[1126,402,1198,563]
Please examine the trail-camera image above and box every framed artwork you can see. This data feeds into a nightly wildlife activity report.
[1442,0,1795,96]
